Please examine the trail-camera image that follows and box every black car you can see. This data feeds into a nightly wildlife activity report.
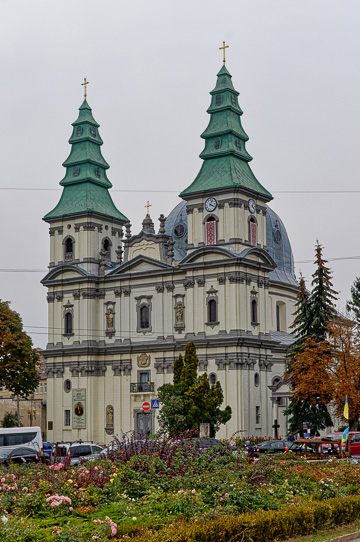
[188,438,237,453]
[0,447,40,465]
[256,440,301,454]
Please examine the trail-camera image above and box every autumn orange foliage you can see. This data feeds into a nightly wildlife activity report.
[289,317,360,430]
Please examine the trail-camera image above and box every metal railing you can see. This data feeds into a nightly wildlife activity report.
[130,382,154,393]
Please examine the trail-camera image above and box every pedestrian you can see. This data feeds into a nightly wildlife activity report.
[288,432,295,442]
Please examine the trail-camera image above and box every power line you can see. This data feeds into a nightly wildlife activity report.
[1,187,360,194]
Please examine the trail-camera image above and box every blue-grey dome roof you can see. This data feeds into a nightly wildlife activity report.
[165,200,297,285]
[266,206,297,285]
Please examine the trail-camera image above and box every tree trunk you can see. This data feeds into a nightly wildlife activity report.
[16,396,20,427]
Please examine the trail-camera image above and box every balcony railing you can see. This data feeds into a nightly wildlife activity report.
[130,382,154,393]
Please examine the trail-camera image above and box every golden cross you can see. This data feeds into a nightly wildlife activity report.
[144,201,152,216]
[81,77,90,100]
[219,41,229,65]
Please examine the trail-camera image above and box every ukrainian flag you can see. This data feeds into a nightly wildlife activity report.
[147,372,151,385]
[344,395,349,420]
[341,426,349,445]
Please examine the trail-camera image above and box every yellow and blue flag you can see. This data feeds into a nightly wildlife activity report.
[147,372,151,385]
[341,426,349,445]
[344,395,349,420]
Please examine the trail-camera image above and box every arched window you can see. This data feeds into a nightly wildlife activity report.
[215,94,222,106]
[76,126,83,137]
[249,217,257,246]
[64,312,73,334]
[209,373,217,385]
[63,236,74,261]
[140,306,150,329]
[276,301,286,332]
[254,373,260,387]
[205,217,216,246]
[214,138,221,149]
[251,299,258,325]
[102,238,112,260]
[208,299,217,323]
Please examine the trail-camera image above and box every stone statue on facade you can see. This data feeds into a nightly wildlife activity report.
[106,307,114,331]
[176,303,184,325]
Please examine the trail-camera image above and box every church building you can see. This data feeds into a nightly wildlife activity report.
[42,58,298,443]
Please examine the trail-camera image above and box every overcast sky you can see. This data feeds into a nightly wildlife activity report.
[1,0,359,348]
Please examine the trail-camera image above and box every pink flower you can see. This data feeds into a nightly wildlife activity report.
[192,489,196,494]
[69,507,73,511]
[220,497,223,501]
[225,493,229,497]
[0,478,5,483]
[93,519,104,525]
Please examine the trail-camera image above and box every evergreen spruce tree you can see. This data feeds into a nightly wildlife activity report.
[347,277,360,325]
[286,243,337,436]
[310,242,338,340]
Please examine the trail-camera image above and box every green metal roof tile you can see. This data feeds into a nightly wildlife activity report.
[180,156,272,198]
[180,65,272,201]
[44,182,127,221]
[44,100,126,221]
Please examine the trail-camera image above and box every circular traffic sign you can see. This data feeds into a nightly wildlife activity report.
[142,402,151,411]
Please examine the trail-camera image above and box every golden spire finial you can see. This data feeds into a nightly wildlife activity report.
[219,41,229,65]
[144,201,152,216]
[81,77,90,100]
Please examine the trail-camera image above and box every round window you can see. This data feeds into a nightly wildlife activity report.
[174,223,185,238]
[64,379,72,393]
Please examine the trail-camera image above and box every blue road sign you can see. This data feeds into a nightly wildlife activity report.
[151,399,160,409]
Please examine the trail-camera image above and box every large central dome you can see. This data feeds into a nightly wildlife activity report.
[165,201,297,286]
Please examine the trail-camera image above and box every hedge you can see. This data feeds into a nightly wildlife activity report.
[134,495,360,542]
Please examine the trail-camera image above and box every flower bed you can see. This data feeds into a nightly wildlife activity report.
[0,438,360,541]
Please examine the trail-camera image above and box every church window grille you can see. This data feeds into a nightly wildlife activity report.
[232,94,236,106]
[209,373,217,385]
[214,138,221,150]
[95,167,101,178]
[208,299,217,323]
[73,166,80,177]
[256,406,261,425]
[140,306,150,329]
[90,127,96,137]
[251,299,258,325]
[215,94,222,106]
[236,138,242,150]
[272,377,280,387]
[254,372,260,387]
[64,312,73,334]
[249,217,257,246]
[64,410,71,427]
[76,126,83,137]
[205,217,216,246]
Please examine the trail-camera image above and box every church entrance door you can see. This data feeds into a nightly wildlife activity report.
[136,412,152,436]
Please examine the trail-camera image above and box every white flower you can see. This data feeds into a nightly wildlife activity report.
[1,516,8,524]
[132,517,137,521]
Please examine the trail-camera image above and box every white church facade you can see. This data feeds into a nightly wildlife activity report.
[42,62,298,444]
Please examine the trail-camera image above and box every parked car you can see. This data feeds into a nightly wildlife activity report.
[42,442,53,457]
[68,443,104,466]
[256,440,302,454]
[0,446,40,465]
[326,432,360,456]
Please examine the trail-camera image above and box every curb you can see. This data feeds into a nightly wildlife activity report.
[327,531,360,542]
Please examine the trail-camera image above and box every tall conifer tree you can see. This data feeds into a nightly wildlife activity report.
[347,277,360,325]
[286,243,337,435]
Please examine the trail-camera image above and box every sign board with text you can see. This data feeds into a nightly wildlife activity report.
[73,388,86,429]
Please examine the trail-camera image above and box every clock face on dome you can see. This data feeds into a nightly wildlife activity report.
[205,197,217,212]
[248,199,256,213]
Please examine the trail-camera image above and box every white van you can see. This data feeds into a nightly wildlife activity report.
[0,426,42,453]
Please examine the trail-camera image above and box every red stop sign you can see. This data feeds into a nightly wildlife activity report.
[142,402,151,411]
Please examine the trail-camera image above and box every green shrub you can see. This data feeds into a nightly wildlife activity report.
[134,494,360,542]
